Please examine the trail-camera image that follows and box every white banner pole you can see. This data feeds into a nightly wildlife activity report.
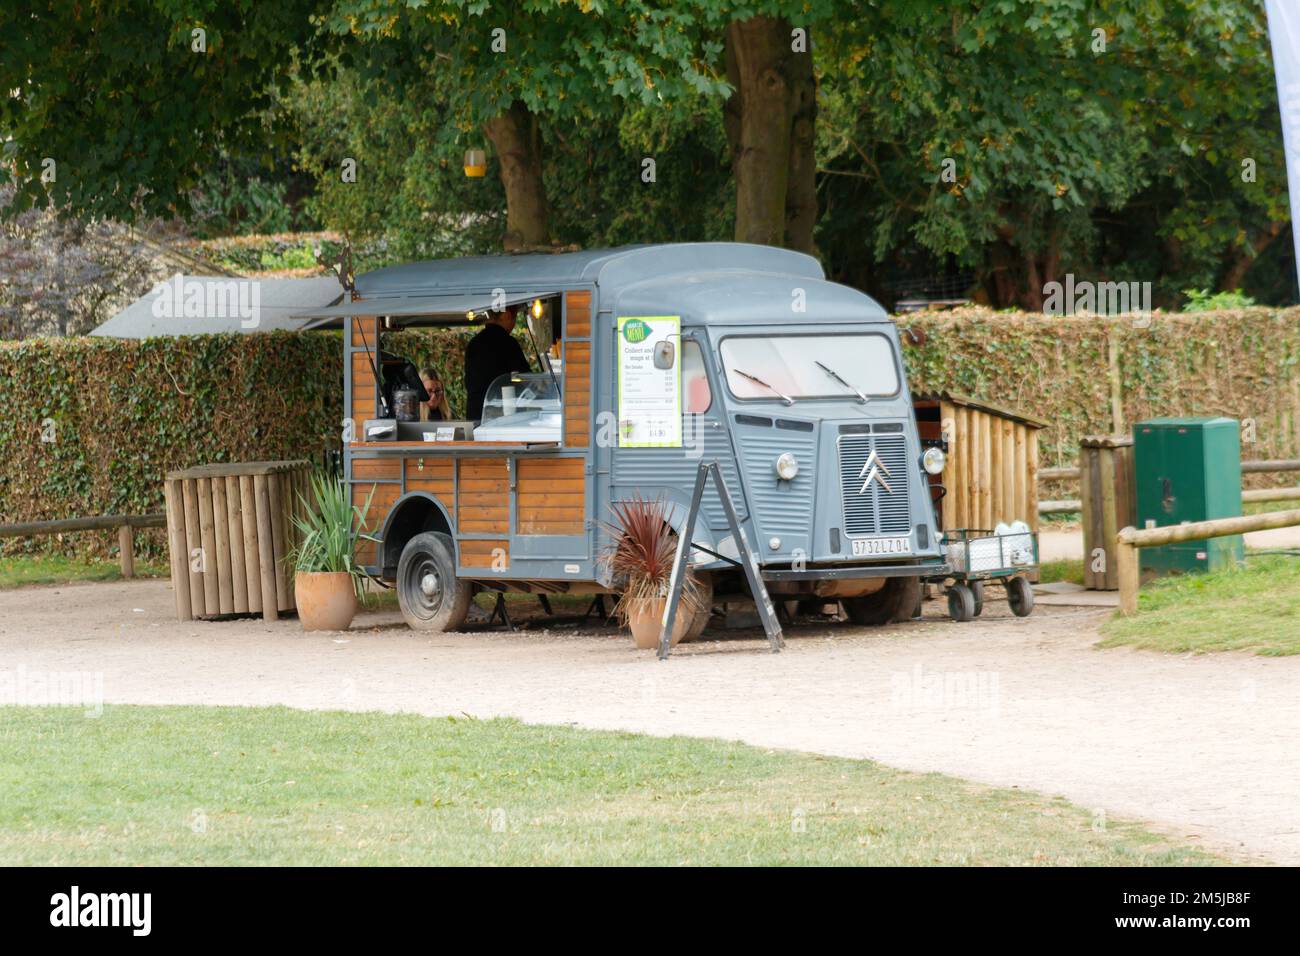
[1266,0,1300,297]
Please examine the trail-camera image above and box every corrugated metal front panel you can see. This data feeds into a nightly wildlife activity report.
[838,433,910,535]
[612,426,744,531]
[734,427,816,538]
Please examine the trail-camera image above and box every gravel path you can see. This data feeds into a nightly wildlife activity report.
[2,579,1297,863]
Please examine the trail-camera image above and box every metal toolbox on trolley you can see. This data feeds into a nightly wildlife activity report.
[943,527,1038,577]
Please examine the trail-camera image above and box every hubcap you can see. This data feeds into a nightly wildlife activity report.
[402,553,444,619]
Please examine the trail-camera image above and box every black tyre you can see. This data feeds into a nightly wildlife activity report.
[947,584,976,622]
[970,580,985,617]
[843,576,921,626]
[1007,575,1035,617]
[396,532,473,632]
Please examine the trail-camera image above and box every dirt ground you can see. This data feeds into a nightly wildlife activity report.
[2,579,1298,864]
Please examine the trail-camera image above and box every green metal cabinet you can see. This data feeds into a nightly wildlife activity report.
[1133,417,1243,574]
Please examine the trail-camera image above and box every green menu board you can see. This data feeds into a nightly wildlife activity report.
[617,315,682,447]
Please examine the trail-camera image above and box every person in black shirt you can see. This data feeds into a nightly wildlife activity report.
[464,307,531,421]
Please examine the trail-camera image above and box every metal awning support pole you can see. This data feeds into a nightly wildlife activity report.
[658,460,784,659]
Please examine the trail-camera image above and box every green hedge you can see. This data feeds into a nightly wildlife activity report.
[0,334,341,559]
[4,308,1298,559]
[0,328,497,559]
[900,308,1300,477]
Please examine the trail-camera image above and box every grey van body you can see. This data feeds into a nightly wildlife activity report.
[322,242,944,618]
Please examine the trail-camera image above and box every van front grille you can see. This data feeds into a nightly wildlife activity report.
[838,433,911,536]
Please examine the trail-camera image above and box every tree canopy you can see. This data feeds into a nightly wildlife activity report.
[0,0,1292,310]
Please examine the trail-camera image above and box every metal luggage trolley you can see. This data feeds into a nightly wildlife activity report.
[928,528,1038,622]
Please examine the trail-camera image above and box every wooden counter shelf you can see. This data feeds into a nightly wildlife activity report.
[350,441,561,456]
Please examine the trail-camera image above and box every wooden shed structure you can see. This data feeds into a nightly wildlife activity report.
[913,392,1047,533]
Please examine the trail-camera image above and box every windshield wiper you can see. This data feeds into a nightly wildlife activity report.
[733,369,795,405]
[815,361,868,403]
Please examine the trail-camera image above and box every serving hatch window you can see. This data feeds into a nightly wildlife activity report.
[719,334,899,402]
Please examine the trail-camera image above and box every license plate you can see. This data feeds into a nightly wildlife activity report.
[851,536,912,557]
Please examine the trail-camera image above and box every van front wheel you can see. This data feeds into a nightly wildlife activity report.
[397,532,472,632]
[841,576,921,627]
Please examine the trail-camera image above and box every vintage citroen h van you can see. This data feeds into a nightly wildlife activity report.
[300,242,948,634]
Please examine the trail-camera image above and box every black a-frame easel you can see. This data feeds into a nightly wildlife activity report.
[658,460,784,659]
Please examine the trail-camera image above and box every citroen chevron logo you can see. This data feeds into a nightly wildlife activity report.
[858,450,892,494]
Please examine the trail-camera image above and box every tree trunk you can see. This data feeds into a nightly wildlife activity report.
[1219,221,1285,292]
[987,224,1024,309]
[725,17,795,248]
[483,101,550,251]
[784,30,818,256]
[1023,250,1044,312]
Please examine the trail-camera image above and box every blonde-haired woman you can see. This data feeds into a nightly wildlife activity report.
[419,368,454,421]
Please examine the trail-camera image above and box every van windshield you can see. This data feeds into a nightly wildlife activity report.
[720,334,898,400]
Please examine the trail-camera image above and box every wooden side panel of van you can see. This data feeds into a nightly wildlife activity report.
[350,316,380,425]
[563,291,591,448]
[517,458,585,535]
[403,457,455,510]
[351,458,401,481]
[565,290,592,337]
[457,458,508,534]
[352,480,401,565]
[460,539,509,570]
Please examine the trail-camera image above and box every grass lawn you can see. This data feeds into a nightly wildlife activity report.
[1100,555,1300,656]
[1243,498,1300,517]
[0,554,167,589]
[1038,558,1085,586]
[1038,511,1080,526]
[0,705,1220,866]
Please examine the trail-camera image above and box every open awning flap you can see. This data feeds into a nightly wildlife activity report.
[90,276,345,339]
[294,290,548,328]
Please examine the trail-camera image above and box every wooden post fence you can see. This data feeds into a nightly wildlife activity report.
[1116,508,1300,615]
[1039,456,1300,517]
[0,514,165,578]
[1040,458,1300,486]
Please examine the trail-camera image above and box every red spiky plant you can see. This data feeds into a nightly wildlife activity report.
[600,496,701,626]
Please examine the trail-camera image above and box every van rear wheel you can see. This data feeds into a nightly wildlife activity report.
[397,532,472,632]
[842,576,921,627]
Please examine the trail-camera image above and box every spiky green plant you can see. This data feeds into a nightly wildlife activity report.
[288,472,375,598]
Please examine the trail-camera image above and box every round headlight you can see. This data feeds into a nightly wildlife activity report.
[774,452,799,481]
[922,446,946,475]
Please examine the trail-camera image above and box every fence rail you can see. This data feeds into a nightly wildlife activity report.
[1040,458,1300,484]
[1041,485,1300,515]
[1115,508,1300,615]
[0,513,165,578]
[1038,458,1300,516]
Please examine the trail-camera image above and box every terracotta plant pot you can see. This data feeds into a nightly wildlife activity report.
[626,597,689,650]
[295,571,357,631]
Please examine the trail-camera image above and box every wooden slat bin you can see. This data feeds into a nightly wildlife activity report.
[164,461,312,622]
[1079,435,1135,590]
